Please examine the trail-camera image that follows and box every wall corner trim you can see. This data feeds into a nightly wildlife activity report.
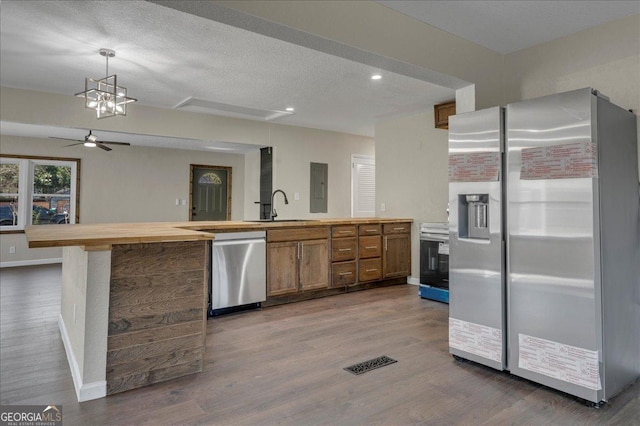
[58,314,107,402]
[0,258,62,268]
[407,276,420,286]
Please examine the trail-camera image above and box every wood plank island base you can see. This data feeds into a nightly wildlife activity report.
[25,218,412,401]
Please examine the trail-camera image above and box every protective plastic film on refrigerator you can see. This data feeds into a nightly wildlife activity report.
[448,88,640,404]
[448,106,506,371]
[506,88,639,403]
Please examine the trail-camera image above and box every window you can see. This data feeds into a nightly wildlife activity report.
[0,155,79,231]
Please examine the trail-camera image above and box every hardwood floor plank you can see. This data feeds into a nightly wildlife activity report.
[1,264,638,425]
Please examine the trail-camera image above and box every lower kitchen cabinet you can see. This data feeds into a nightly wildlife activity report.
[267,222,410,301]
[383,223,411,278]
[267,241,299,296]
[266,227,330,297]
[332,261,357,287]
[359,257,382,282]
[299,239,329,291]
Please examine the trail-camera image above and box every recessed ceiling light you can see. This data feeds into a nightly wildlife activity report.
[371,74,382,80]
[286,107,295,112]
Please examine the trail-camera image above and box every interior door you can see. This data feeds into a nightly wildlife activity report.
[191,165,231,221]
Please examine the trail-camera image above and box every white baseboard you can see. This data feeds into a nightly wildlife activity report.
[407,276,420,286]
[58,314,106,402]
[0,258,62,268]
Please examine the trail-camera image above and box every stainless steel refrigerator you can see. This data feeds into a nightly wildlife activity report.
[448,106,507,371]
[448,88,640,404]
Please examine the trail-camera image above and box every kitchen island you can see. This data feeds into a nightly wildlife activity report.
[25,218,412,401]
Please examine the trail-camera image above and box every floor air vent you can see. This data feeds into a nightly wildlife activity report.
[344,356,397,375]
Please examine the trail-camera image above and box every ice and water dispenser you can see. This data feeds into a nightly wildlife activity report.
[459,194,490,240]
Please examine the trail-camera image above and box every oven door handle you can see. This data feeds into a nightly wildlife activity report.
[420,234,449,242]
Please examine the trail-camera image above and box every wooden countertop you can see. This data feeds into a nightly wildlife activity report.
[25,218,413,249]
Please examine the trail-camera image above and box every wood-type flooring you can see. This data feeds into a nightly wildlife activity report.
[1,264,638,425]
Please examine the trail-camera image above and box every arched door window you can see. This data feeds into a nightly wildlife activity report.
[190,165,232,221]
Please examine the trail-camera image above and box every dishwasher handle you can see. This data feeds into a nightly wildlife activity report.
[212,238,266,247]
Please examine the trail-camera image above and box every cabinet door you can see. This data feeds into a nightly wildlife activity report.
[299,239,329,291]
[383,234,411,278]
[267,242,299,296]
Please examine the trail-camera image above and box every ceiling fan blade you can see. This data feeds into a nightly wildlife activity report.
[50,137,82,142]
[96,143,113,152]
[62,142,84,147]
[99,141,131,146]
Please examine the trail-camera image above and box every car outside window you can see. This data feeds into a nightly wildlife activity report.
[0,156,79,231]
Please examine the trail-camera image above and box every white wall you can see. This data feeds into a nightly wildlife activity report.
[375,110,449,281]
[373,13,640,282]
[262,124,375,219]
[504,13,640,174]
[0,88,374,264]
[0,135,246,263]
[504,14,639,112]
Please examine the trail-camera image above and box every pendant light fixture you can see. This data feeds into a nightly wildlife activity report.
[75,48,137,119]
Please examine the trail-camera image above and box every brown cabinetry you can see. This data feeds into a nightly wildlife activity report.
[331,222,396,287]
[331,261,357,286]
[267,227,329,296]
[359,235,381,259]
[332,237,357,262]
[267,242,299,296]
[299,239,330,291]
[434,100,456,129]
[330,225,357,288]
[359,257,382,282]
[383,223,411,278]
[268,221,411,299]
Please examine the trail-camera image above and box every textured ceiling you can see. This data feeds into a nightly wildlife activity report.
[1,1,637,150]
[378,1,640,54]
[0,0,454,142]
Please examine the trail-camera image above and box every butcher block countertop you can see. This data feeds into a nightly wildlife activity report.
[25,218,413,249]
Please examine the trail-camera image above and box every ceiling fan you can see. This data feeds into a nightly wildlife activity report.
[50,130,131,151]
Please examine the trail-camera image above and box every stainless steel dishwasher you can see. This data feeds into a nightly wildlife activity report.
[209,231,266,315]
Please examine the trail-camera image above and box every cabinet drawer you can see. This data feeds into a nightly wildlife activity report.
[359,258,382,282]
[332,261,356,286]
[332,237,357,261]
[332,225,357,238]
[359,224,381,236]
[359,235,381,259]
[383,223,411,234]
[268,227,329,242]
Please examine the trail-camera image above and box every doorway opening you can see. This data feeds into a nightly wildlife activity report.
[190,164,232,221]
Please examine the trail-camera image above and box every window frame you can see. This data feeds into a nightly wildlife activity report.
[0,154,81,233]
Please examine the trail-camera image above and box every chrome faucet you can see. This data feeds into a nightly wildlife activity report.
[271,189,289,220]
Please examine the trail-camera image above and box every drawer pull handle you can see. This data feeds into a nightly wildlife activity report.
[393,227,405,231]
[364,246,377,249]
[365,229,377,232]
[339,272,353,276]
[338,248,352,252]
[366,268,378,272]
[338,230,353,234]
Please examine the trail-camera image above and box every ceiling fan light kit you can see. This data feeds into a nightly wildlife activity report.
[75,48,137,119]
[50,130,131,152]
